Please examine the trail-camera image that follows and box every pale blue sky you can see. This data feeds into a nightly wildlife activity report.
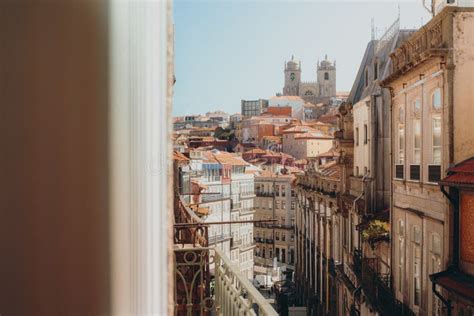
[173,0,431,116]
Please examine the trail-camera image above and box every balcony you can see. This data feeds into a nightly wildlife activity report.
[230,237,243,248]
[175,246,277,316]
[353,249,362,279]
[174,197,277,316]
[361,258,414,316]
[240,192,256,199]
[255,191,273,197]
[201,192,227,203]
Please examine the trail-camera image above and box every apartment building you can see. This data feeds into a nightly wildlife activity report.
[253,167,299,282]
[382,4,474,315]
[241,99,269,117]
[333,20,418,316]
[282,125,334,160]
[213,151,256,280]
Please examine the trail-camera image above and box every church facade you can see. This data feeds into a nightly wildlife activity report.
[283,55,336,105]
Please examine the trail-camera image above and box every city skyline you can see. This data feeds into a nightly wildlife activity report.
[173,1,431,116]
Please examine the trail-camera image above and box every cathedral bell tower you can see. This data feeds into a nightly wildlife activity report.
[317,55,336,98]
[283,55,301,96]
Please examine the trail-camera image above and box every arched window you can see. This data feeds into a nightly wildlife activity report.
[432,89,442,110]
[399,105,405,122]
[324,72,329,80]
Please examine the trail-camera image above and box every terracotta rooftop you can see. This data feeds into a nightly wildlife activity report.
[172,151,189,162]
[282,125,318,134]
[295,131,332,139]
[270,95,304,101]
[439,157,474,187]
[244,148,266,155]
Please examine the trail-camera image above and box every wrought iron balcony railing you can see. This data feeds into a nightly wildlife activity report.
[361,257,414,316]
[174,193,277,316]
[174,247,277,316]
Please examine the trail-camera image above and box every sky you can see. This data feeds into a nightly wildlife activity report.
[173,0,431,116]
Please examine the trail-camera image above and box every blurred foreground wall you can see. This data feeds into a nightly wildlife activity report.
[0,1,110,315]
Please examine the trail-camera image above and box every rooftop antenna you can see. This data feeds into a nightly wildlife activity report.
[371,18,375,40]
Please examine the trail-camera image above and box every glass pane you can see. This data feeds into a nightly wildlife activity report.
[414,99,421,111]
[433,148,441,165]
[414,149,421,165]
[432,89,441,110]
[433,118,441,146]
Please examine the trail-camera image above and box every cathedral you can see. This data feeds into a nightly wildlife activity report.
[282,55,336,105]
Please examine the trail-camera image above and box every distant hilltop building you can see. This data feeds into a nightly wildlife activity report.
[283,55,336,105]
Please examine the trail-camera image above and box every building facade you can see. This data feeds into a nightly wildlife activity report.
[382,5,474,315]
[241,99,269,117]
[253,168,298,282]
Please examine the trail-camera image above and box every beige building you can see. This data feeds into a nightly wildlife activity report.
[253,167,299,281]
[282,125,334,160]
[382,5,474,315]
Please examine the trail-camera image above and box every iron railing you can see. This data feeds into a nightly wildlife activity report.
[361,258,414,316]
[174,247,278,316]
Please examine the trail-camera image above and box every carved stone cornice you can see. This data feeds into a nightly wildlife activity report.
[382,7,456,86]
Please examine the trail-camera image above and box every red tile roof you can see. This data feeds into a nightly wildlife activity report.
[439,157,474,187]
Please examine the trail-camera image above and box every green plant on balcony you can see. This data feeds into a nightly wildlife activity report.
[361,220,389,248]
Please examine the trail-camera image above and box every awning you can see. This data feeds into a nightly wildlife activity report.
[430,268,474,303]
[439,157,474,188]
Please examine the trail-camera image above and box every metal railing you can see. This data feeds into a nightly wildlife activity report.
[174,247,277,316]
[174,192,277,316]
[215,248,277,316]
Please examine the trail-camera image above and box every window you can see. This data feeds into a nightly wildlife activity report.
[355,166,359,177]
[399,105,405,122]
[364,124,368,144]
[398,220,405,293]
[413,99,421,112]
[324,72,329,80]
[398,125,405,164]
[412,226,422,307]
[430,234,442,315]
[432,117,441,164]
[413,119,421,164]
[365,68,369,87]
[281,185,286,196]
[374,61,378,80]
[355,127,359,146]
[432,89,442,110]
[282,200,286,209]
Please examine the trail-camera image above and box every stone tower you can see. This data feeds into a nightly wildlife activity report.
[317,55,336,98]
[283,55,301,96]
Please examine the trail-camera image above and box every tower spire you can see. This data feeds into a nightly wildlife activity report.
[371,18,375,40]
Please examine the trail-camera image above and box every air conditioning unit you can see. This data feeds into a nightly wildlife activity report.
[434,0,474,15]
